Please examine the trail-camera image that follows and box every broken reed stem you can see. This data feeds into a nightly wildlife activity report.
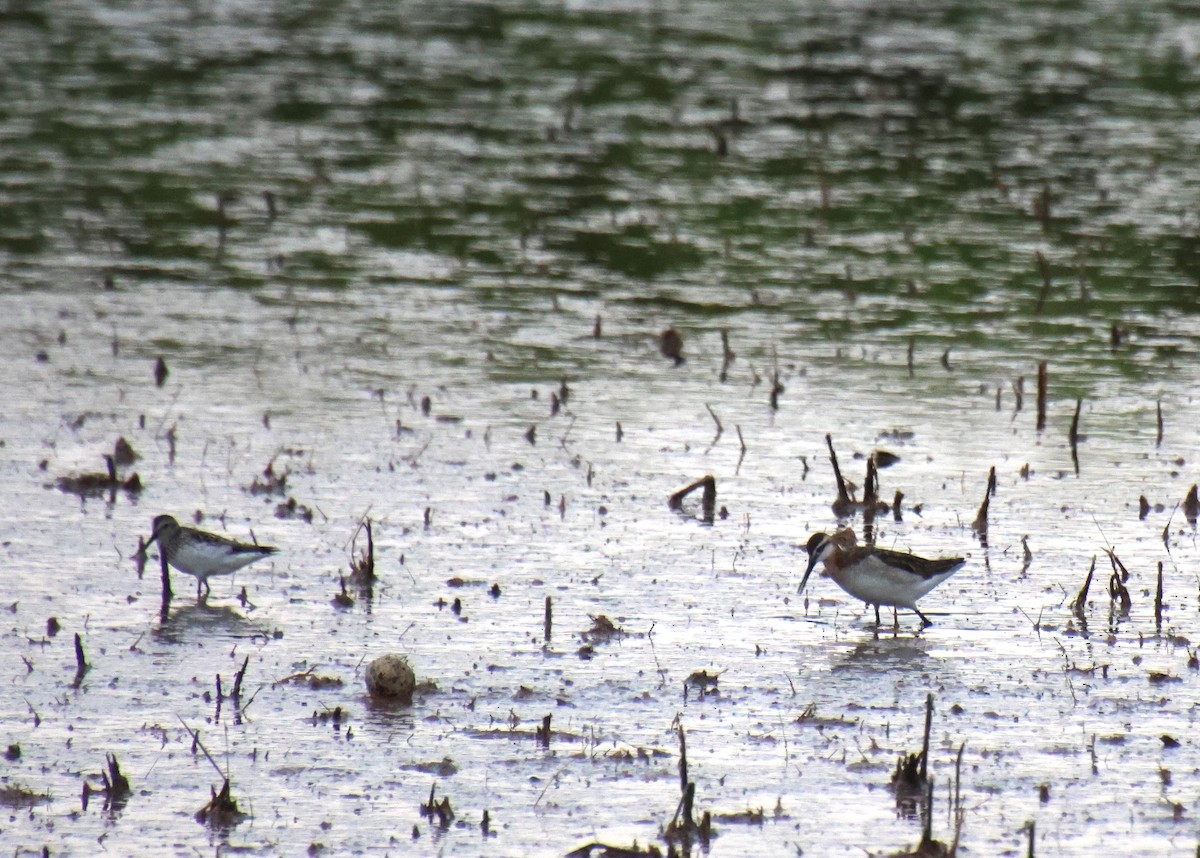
[919,776,934,848]
[719,330,734,382]
[1156,399,1163,447]
[1034,251,1052,314]
[681,781,696,828]
[74,633,87,670]
[1155,561,1164,631]
[668,475,716,524]
[920,693,933,782]
[196,778,240,826]
[1072,556,1096,617]
[544,596,552,643]
[678,724,688,794]
[72,633,90,686]
[704,404,722,437]
[1108,566,1128,614]
[907,336,914,377]
[862,457,880,531]
[537,714,551,748]
[826,434,851,515]
[1036,361,1048,431]
[954,742,965,817]
[971,468,994,534]
[1105,549,1132,614]
[104,753,131,799]
[177,717,227,781]
[363,518,375,579]
[769,371,783,410]
[703,405,723,453]
[1183,484,1199,524]
[1069,398,1082,474]
[420,783,454,828]
[1106,548,1130,582]
[864,457,879,507]
[1027,819,1036,858]
[231,656,249,699]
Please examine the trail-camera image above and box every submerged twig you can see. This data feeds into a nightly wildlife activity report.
[1069,398,1082,475]
[668,475,716,524]
[920,693,932,781]
[1036,361,1048,431]
[1155,561,1164,632]
[704,404,723,452]
[719,330,735,382]
[1183,484,1199,525]
[1070,556,1096,618]
[1105,550,1132,614]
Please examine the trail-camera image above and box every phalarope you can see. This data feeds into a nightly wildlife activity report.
[800,528,964,626]
[147,515,277,599]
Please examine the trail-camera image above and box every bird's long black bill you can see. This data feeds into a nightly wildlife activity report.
[146,522,169,546]
[798,553,820,595]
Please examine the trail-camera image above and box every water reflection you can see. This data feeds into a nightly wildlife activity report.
[1,0,1198,854]
[153,602,259,644]
[830,632,935,675]
[361,697,418,734]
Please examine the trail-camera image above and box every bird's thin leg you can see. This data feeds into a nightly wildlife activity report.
[915,607,933,627]
[873,604,881,625]
[196,579,203,600]
[892,606,899,630]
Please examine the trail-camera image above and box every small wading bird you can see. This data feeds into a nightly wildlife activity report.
[147,514,277,599]
[800,528,964,627]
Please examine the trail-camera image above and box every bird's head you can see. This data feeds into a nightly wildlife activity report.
[798,531,834,595]
[147,514,180,547]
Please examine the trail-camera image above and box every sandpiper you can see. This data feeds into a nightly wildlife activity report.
[799,528,964,626]
[147,515,277,599]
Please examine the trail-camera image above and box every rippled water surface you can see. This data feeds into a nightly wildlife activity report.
[2,1,1200,855]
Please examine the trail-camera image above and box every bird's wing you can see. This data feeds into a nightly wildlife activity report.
[870,547,964,579]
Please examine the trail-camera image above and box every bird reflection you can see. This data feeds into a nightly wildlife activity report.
[830,631,935,675]
[153,601,258,643]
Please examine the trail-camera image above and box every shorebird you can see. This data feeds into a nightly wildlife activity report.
[799,528,964,626]
[147,515,277,599]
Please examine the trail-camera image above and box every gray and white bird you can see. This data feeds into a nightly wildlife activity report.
[147,514,277,599]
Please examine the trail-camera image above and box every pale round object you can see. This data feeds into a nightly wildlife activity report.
[365,654,416,702]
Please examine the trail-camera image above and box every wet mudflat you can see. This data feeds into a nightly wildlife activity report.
[2,1,1200,856]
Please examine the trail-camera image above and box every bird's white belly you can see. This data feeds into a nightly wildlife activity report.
[825,556,932,608]
[171,541,250,579]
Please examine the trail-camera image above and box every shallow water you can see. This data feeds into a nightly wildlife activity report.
[2,1,1200,855]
